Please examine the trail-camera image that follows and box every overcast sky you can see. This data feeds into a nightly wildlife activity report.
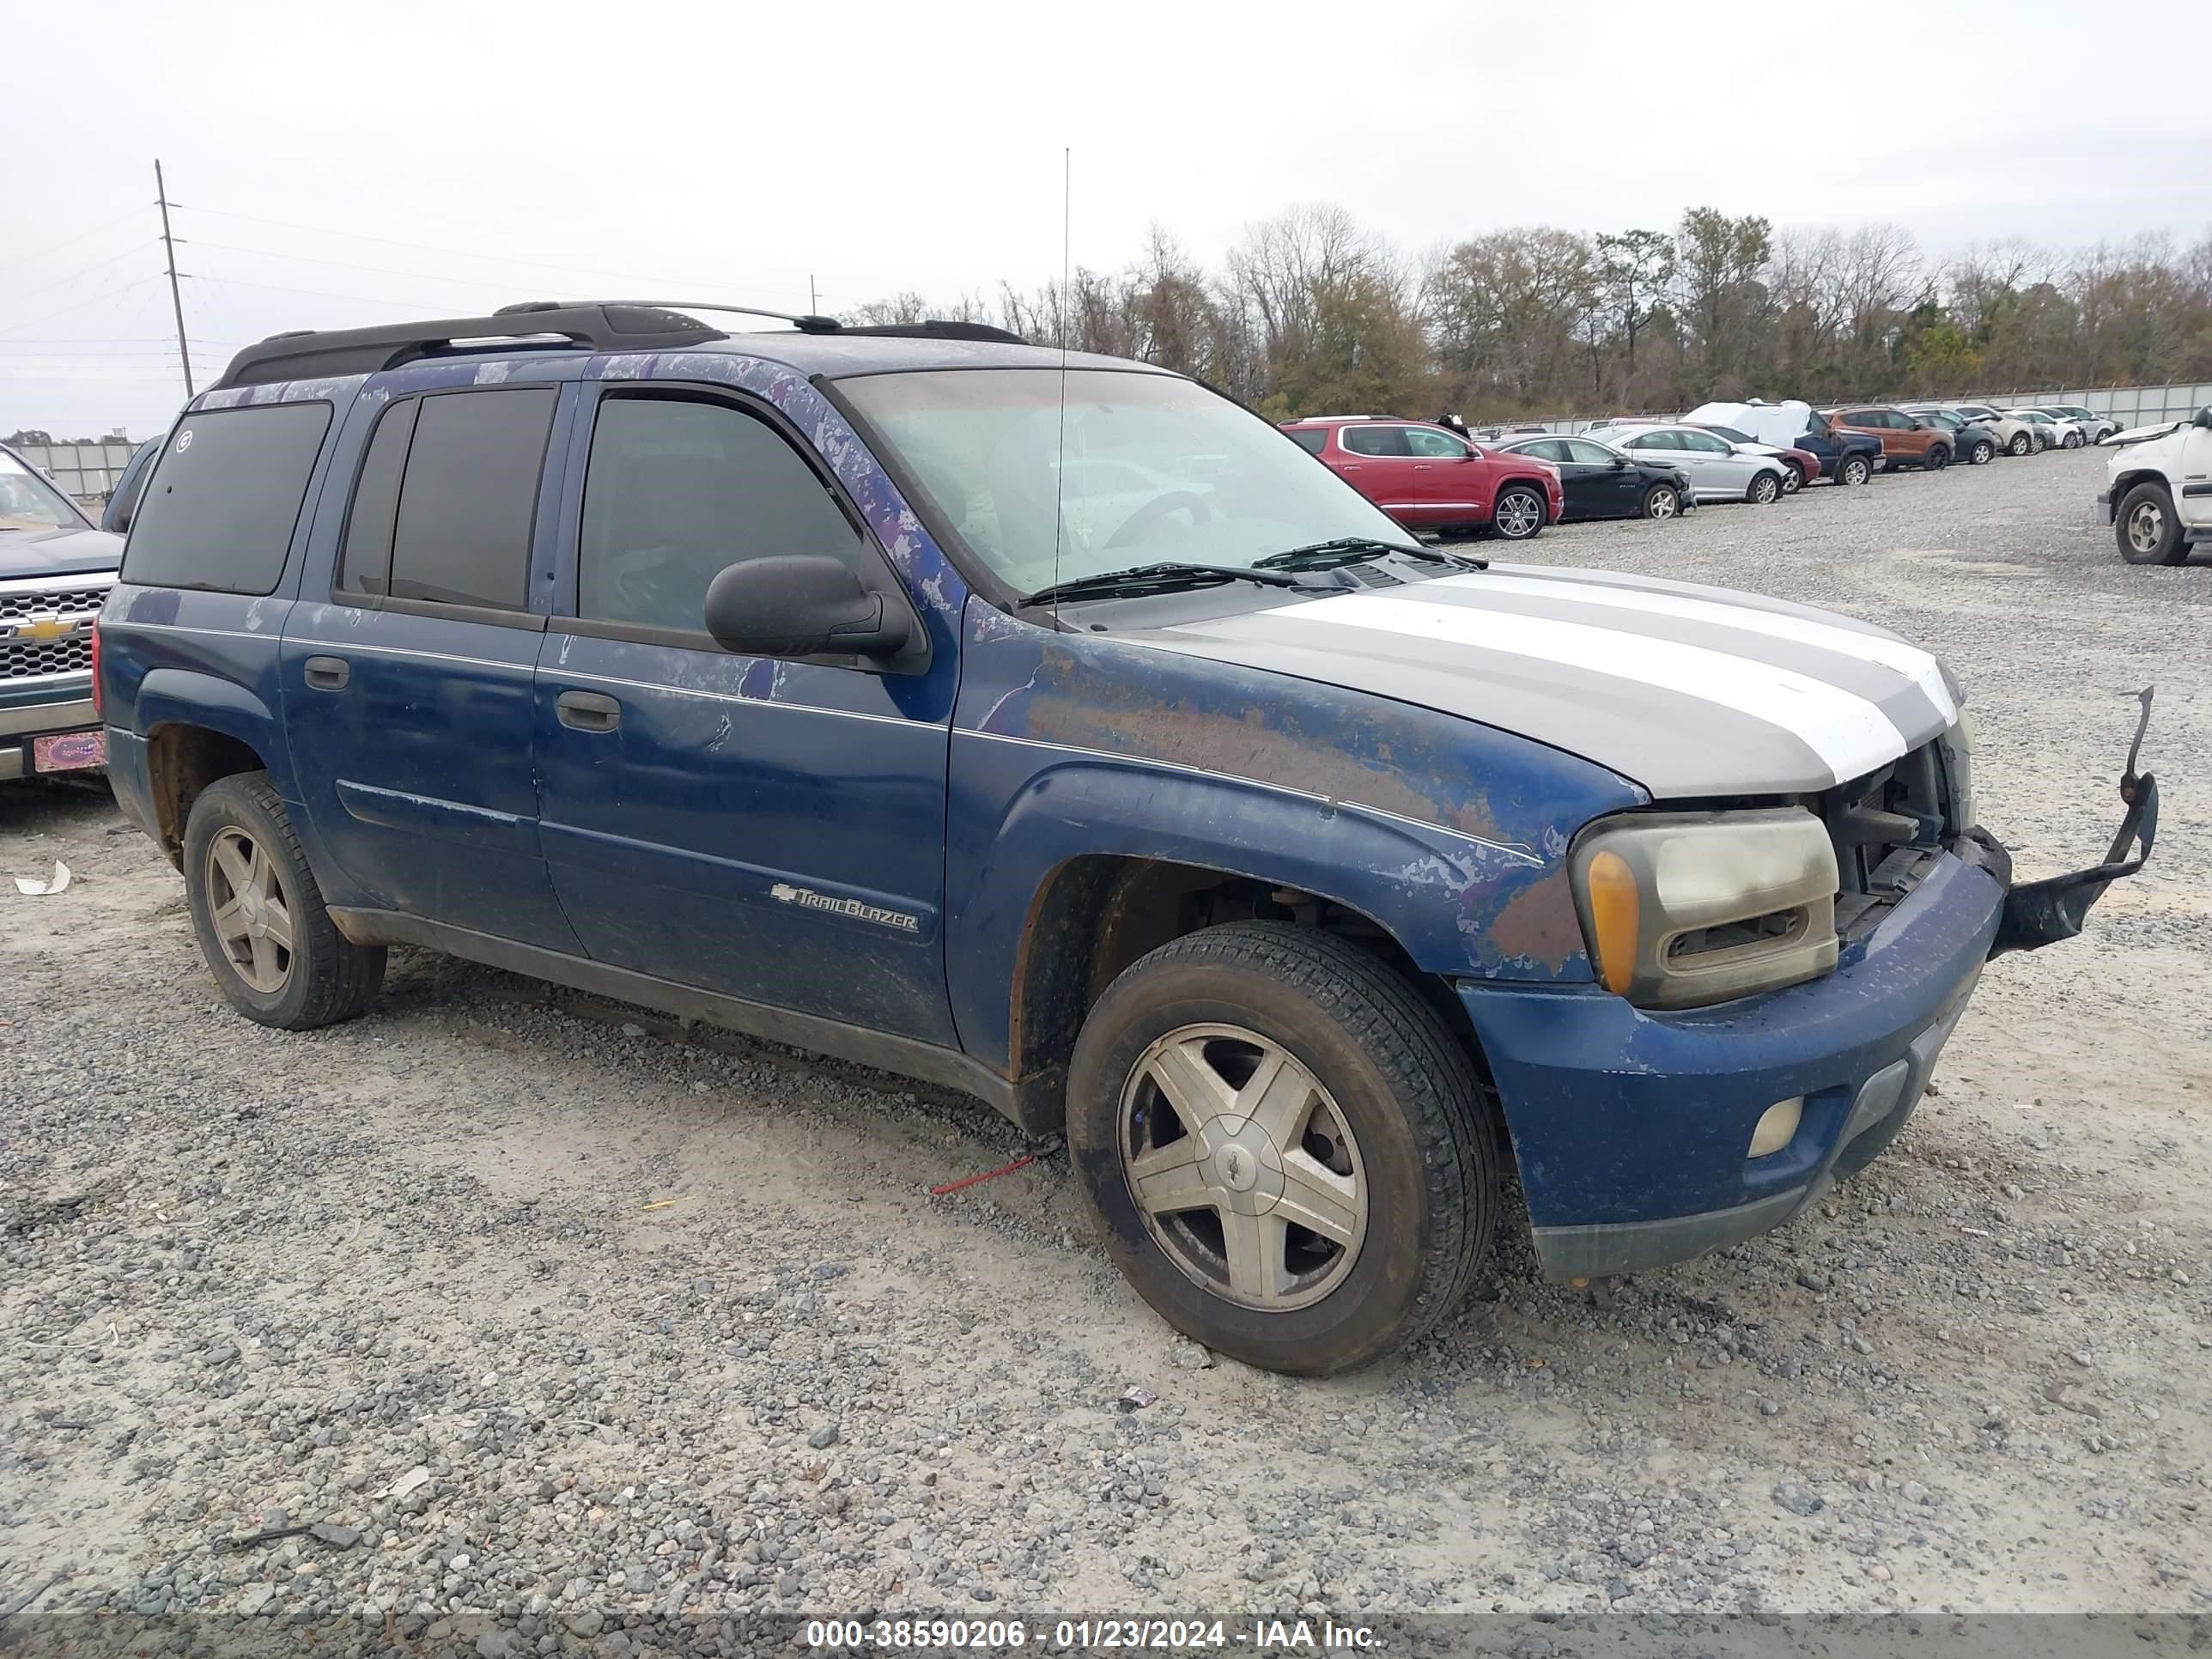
[6,0,2209,439]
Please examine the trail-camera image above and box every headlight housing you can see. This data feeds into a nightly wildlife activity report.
[1570,808,1839,1009]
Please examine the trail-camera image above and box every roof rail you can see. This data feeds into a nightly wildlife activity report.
[210,296,1042,392]
[211,302,731,392]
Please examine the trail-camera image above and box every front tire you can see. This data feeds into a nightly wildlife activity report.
[1839,454,1873,487]
[1970,439,1995,465]
[2116,482,2185,566]
[2008,432,2033,457]
[1780,463,1803,495]
[1491,485,1546,540]
[1747,471,1782,505]
[1923,445,1949,471]
[1642,483,1681,519]
[183,773,386,1029]
[1066,923,1497,1376]
[2063,428,2083,449]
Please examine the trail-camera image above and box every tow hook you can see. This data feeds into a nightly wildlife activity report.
[1987,688,2160,958]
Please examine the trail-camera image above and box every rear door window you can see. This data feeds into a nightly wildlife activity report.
[386,389,557,611]
[120,403,333,594]
[1340,425,1411,458]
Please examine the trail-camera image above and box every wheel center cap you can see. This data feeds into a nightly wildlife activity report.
[1196,1117,1285,1214]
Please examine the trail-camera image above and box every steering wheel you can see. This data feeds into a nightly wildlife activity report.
[1103,490,1214,551]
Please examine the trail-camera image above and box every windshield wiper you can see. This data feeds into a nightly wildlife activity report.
[1255,536,1486,572]
[1020,561,1316,607]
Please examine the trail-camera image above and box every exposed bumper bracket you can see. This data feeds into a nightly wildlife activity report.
[1987,687,2159,959]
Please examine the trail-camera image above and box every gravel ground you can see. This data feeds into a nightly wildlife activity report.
[2,447,2206,1651]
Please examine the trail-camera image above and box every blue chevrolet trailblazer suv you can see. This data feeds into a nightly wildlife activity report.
[94,301,2158,1374]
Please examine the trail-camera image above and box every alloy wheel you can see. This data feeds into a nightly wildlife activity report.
[204,826,295,994]
[1493,490,1542,538]
[1646,487,1679,519]
[1119,1024,1367,1310]
[2127,500,2167,558]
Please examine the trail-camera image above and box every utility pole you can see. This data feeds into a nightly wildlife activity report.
[155,159,193,398]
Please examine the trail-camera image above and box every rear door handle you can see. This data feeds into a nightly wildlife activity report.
[556,689,622,732]
[303,655,349,690]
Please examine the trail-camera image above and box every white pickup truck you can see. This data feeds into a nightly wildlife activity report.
[2100,406,2212,564]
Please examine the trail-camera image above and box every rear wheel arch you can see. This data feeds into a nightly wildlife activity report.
[146,723,272,868]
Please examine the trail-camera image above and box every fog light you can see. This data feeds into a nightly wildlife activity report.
[1748,1097,1803,1158]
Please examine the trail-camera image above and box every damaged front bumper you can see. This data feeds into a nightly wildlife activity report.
[1983,688,2160,957]
[1459,692,2160,1281]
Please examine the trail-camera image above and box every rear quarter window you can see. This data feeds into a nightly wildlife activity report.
[1285,428,1327,455]
[121,403,333,594]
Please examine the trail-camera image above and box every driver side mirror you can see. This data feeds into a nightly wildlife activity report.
[1610,456,1627,469]
[703,556,911,660]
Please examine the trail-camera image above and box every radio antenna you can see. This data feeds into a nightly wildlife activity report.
[1051,145,1070,625]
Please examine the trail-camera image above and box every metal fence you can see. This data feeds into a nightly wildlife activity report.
[10,438,140,506]
[1498,380,2211,441]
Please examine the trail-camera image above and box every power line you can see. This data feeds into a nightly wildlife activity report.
[172,200,814,304]
[189,272,450,311]
[0,201,149,281]
[0,238,161,317]
[0,273,166,338]
[184,238,540,295]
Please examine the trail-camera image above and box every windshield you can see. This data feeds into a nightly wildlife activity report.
[0,450,84,533]
[839,368,1410,595]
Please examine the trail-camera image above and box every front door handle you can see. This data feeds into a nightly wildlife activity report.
[303,655,349,690]
[556,690,622,732]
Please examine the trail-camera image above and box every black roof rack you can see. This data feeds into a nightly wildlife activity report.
[211,302,729,391]
[211,299,1030,392]
[842,319,1028,345]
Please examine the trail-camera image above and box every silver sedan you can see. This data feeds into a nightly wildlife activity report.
[1601,423,1792,504]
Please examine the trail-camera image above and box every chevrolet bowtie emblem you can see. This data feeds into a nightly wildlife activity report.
[11,617,76,641]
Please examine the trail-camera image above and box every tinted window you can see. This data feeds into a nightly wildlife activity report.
[388,389,556,611]
[1403,426,1468,459]
[1285,428,1327,455]
[579,396,869,635]
[120,404,332,594]
[337,398,420,599]
[1340,425,1411,458]
[1564,440,1617,465]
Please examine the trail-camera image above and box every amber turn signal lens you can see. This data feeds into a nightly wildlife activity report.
[1585,848,1640,996]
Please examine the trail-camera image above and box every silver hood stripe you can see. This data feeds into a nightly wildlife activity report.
[1124,568,1960,799]
[1472,570,1958,724]
[1269,592,1909,784]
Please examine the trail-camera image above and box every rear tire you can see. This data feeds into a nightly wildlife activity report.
[1839,454,1873,487]
[1066,922,1497,1376]
[1747,471,1782,505]
[1641,483,1681,519]
[1491,485,1546,540]
[182,773,386,1030]
[1969,439,1994,465]
[2116,482,2185,566]
[2008,431,2033,457]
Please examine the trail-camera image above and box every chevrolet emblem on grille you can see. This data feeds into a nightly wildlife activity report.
[7,616,77,642]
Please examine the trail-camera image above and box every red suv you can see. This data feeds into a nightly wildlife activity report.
[1283,416,1564,540]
